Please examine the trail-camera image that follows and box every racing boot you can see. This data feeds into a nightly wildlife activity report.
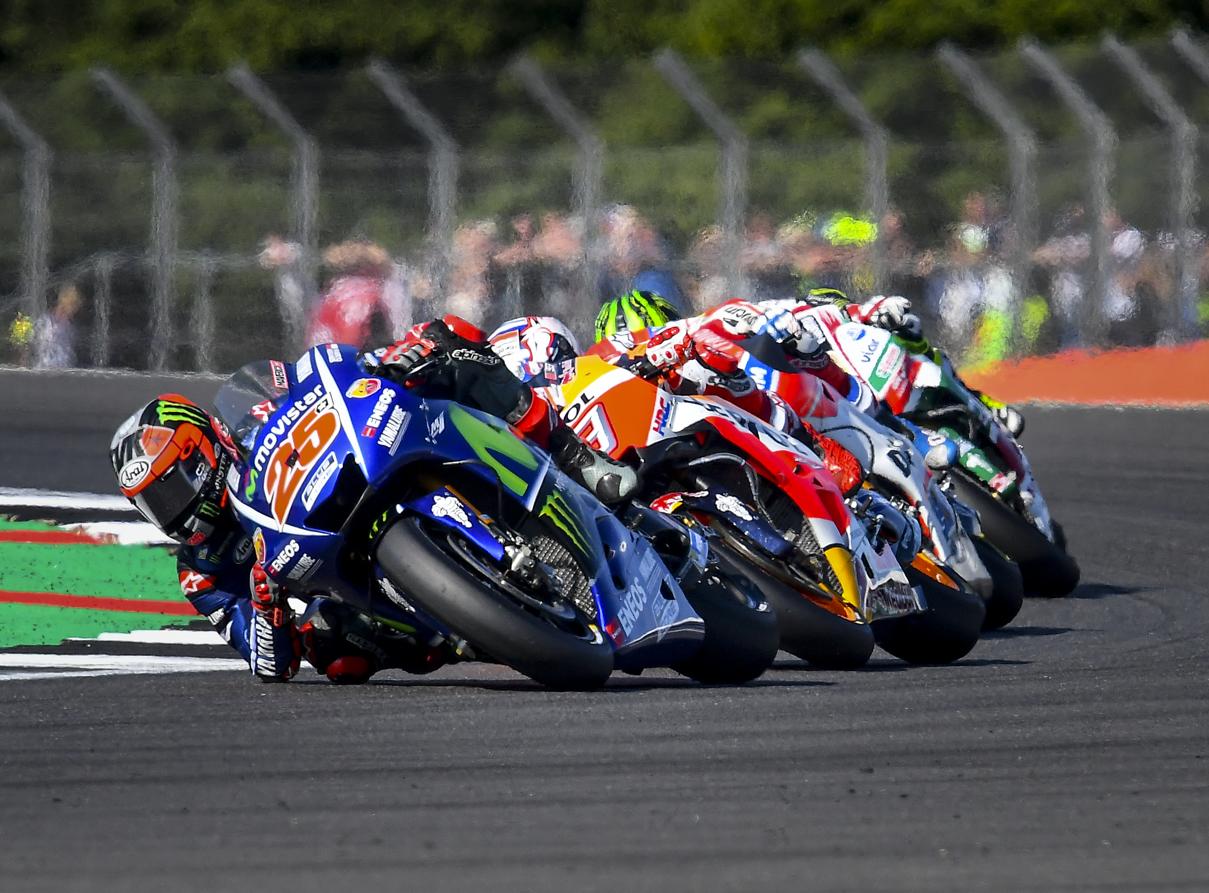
[301,599,451,684]
[976,392,1025,438]
[547,423,639,506]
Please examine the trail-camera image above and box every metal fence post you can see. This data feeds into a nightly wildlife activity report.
[367,59,459,298]
[1104,35,1198,341]
[91,67,177,370]
[1019,38,1116,347]
[938,43,1038,354]
[511,55,604,326]
[91,254,115,368]
[653,48,748,298]
[797,48,890,292]
[227,64,317,350]
[0,91,51,328]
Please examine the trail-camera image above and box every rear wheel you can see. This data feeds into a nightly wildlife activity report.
[713,545,875,669]
[872,564,985,665]
[973,537,1024,631]
[671,560,780,684]
[949,471,1080,597]
[375,518,614,690]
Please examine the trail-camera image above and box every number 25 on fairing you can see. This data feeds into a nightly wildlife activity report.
[263,401,340,523]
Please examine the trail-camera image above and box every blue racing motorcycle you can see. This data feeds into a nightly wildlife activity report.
[212,344,778,689]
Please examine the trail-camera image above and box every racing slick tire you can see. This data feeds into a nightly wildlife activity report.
[376,517,614,690]
[949,470,1080,598]
[671,557,780,684]
[973,537,1025,631]
[713,545,875,670]
[872,565,986,665]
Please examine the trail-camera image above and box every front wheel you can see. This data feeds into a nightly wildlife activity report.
[872,563,985,665]
[671,561,780,684]
[375,518,614,690]
[949,471,1079,597]
[973,537,1024,631]
[713,545,875,669]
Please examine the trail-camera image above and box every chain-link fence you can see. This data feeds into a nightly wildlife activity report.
[2,31,1209,373]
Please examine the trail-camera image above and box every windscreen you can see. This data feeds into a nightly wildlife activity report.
[213,360,291,463]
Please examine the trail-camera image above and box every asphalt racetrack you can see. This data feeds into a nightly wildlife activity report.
[0,373,1206,892]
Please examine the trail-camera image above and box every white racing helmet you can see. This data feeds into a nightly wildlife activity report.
[488,316,581,385]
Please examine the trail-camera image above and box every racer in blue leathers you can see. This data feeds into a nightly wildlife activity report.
[110,320,638,683]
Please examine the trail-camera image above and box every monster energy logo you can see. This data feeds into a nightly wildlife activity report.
[243,469,259,500]
[195,501,221,519]
[539,490,590,558]
[156,401,208,427]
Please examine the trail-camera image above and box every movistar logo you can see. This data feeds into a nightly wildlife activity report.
[156,401,208,427]
[539,489,590,557]
[447,404,541,497]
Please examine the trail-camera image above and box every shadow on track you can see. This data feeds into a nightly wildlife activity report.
[348,675,835,693]
[1071,582,1149,600]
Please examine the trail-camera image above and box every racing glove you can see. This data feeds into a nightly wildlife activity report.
[249,563,300,681]
[857,295,924,343]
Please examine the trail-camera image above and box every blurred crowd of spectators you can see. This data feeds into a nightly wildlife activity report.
[259,190,1206,368]
[6,190,1204,371]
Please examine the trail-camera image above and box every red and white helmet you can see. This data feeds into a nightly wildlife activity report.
[488,316,581,385]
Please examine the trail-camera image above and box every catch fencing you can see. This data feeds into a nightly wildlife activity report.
[2,31,1209,372]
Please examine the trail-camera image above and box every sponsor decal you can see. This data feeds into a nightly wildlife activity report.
[118,457,152,491]
[427,412,446,441]
[250,399,274,423]
[431,494,473,528]
[269,360,289,390]
[155,400,209,428]
[345,378,381,399]
[178,570,212,596]
[648,492,685,514]
[253,528,266,564]
[233,535,254,564]
[378,576,415,612]
[539,490,590,557]
[651,593,680,630]
[715,494,754,521]
[618,581,650,636]
[449,347,501,366]
[325,344,342,363]
[268,539,300,575]
[301,452,340,511]
[295,350,314,382]
[447,404,543,498]
[243,468,259,501]
[360,388,396,438]
[875,343,903,380]
[262,398,341,524]
[252,384,328,473]
[286,553,321,583]
[377,406,410,453]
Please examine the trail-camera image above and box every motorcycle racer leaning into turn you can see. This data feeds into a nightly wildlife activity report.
[593,288,1025,439]
[109,316,638,684]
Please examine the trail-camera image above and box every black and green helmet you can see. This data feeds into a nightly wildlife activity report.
[594,290,683,342]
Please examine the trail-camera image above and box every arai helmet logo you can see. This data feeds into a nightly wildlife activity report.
[118,457,152,490]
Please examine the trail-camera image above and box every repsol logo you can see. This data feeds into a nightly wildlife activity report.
[252,385,328,472]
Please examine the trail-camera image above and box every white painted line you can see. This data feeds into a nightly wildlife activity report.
[68,629,225,646]
[66,521,174,546]
[0,487,135,512]
[0,653,245,680]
